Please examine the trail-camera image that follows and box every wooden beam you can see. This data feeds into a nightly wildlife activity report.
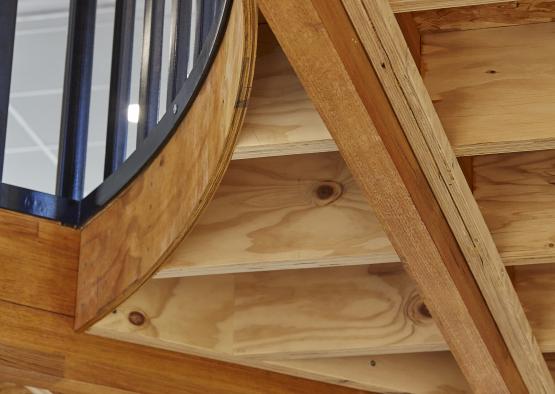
[74,0,257,331]
[344,0,552,391]
[259,0,550,391]
[424,22,555,156]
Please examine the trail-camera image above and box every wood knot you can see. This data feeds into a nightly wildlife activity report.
[418,302,432,319]
[314,181,343,206]
[406,292,433,325]
[128,311,146,326]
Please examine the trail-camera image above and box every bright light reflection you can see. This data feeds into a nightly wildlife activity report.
[127,104,140,123]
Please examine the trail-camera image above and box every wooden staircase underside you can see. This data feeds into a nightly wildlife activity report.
[91,0,555,392]
[3,0,555,393]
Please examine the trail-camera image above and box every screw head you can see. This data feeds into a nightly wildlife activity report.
[172,103,178,114]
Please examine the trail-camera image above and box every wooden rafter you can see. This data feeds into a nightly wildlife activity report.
[257,0,553,392]
[342,0,552,390]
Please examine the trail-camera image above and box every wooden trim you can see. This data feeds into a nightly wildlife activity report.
[257,0,548,391]
[74,0,258,331]
[343,0,552,391]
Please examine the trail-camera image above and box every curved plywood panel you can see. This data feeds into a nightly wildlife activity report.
[74,0,258,330]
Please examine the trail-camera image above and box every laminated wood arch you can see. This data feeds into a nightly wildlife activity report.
[73,0,258,330]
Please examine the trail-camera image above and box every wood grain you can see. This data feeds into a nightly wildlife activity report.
[236,20,555,162]
[395,13,421,69]
[0,209,79,316]
[260,0,529,391]
[515,264,555,353]
[94,265,444,359]
[75,0,258,331]
[232,265,441,358]
[475,150,555,265]
[97,262,555,356]
[414,0,555,32]
[157,152,397,278]
[269,353,470,394]
[423,22,555,156]
[233,25,336,160]
[0,383,50,394]
[348,0,552,390]
[0,299,369,394]
[389,0,511,12]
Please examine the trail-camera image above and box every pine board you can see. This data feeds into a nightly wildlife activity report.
[157,152,397,278]
[475,150,555,265]
[423,22,555,156]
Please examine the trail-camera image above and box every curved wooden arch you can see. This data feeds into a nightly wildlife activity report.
[74,0,258,330]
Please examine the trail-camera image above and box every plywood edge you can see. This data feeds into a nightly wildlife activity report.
[233,139,337,160]
[389,0,512,13]
[154,252,399,279]
[267,353,471,393]
[74,0,258,331]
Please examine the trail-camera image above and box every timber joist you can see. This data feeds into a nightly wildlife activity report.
[4,1,555,393]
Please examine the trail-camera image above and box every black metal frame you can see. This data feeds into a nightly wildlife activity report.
[136,0,165,145]
[0,0,18,181]
[0,0,233,227]
[104,0,136,178]
[56,0,97,200]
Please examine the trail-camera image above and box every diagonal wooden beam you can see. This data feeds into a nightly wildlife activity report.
[258,0,553,392]
[343,0,553,391]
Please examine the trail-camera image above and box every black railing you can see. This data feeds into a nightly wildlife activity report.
[0,0,231,226]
